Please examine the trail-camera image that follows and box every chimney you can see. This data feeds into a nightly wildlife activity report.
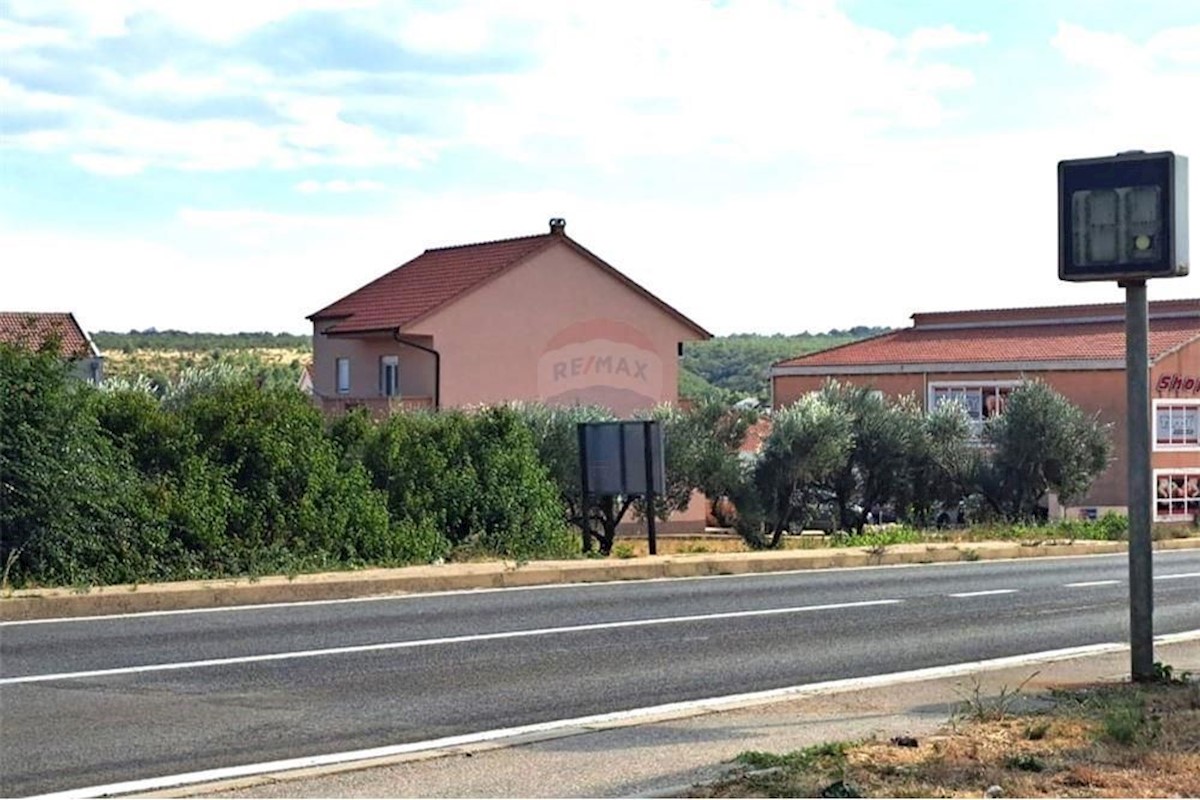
[549,218,566,235]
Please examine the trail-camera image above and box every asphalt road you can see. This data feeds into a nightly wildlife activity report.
[2,551,1198,798]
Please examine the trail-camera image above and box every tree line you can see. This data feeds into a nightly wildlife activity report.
[681,329,890,402]
[1,341,1115,589]
[93,330,311,352]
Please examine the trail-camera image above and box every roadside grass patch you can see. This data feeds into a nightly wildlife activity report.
[611,543,637,559]
[688,675,1200,798]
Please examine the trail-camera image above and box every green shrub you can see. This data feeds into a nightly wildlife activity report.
[612,542,636,559]
[173,379,391,573]
[1,343,177,587]
[362,408,571,563]
[1102,696,1159,746]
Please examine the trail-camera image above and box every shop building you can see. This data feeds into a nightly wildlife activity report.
[770,299,1200,521]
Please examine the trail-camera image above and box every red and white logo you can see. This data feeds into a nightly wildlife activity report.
[538,319,663,415]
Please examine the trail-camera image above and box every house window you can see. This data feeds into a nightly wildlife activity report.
[336,358,350,394]
[1155,470,1200,522]
[1154,401,1199,449]
[380,356,400,397]
[928,381,1019,438]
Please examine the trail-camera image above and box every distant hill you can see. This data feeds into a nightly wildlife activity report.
[91,328,889,403]
[681,328,890,402]
[92,330,310,391]
[92,330,310,352]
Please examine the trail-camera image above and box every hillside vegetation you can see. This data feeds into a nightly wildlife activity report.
[94,330,310,392]
[682,328,889,402]
[93,328,888,401]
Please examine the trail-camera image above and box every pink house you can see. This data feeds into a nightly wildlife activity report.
[306,219,711,417]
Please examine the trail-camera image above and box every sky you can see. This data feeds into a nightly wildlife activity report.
[2,0,1198,337]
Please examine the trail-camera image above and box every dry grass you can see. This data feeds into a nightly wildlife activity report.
[105,347,308,368]
[690,675,1200,798]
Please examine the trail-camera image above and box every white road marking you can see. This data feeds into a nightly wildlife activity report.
[1065,580,1121,588]
[948,589,1018,598]
[1156,572,1200,582]
[0,599,902,686]
[33,629,1200,800]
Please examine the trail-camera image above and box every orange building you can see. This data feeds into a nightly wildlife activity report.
[770,299,1200,522]
[307,219,713,533]
[307,219,709,417]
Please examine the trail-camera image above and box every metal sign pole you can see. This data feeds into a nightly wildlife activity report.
[1122,280,1155,681]
[643,420,657,556]
[577,423,591,554]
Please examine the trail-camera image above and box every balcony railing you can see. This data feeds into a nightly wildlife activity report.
[318,395,435,417]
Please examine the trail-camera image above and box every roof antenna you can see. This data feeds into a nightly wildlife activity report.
[549,218,566,235]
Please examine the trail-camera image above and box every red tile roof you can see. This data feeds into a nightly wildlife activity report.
[775,300,1200,370]
[308,227,710,338]
[910,298,1198,328]
[0,312,97,358]
[310,234,555,333]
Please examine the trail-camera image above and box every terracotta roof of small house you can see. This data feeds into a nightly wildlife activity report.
[0,312,99,359]
[774,299,1200,371]
[308,224,711,338]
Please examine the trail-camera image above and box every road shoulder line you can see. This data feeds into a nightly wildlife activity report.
[40,630,1200,800]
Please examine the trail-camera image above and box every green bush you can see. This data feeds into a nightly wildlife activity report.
[175,379,391,572]
[1,344,177,587]
[362,408,572,563]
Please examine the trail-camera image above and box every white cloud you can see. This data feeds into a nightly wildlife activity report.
[444,0,986,165]
[905,24,989,55]
[69,153,148,175]
[0,17,71,50]
[107,63,274,99]
[0,0,989,174]
[1052,22,1153,75]
[1051,21,1199,147]
[4,0,374,43]
[295,179,385,193]
[3,6,1196,339]
[1147,24,1200,65]
[0,75,74,111]
[397,7,493,55]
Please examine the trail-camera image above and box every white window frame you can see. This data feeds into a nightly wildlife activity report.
[1153,399,1200,451]
[380,355,400,397]
[1154,468,1200,522]
[927,380,1021,439]
[335,357,351,394]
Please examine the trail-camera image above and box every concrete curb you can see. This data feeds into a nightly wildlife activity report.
[4,537,1199,622]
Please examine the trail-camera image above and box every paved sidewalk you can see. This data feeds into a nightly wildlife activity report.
[157,637,1200,800]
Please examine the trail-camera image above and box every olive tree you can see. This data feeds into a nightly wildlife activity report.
[513,403,619,553]
[516,400,754,555]
[643,399,758,524]
[816,382,927,532]
[972,379,1113,522]
[905,398,977,527]
[731,394,854,548]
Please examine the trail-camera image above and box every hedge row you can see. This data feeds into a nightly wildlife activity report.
[0,345,574,588]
